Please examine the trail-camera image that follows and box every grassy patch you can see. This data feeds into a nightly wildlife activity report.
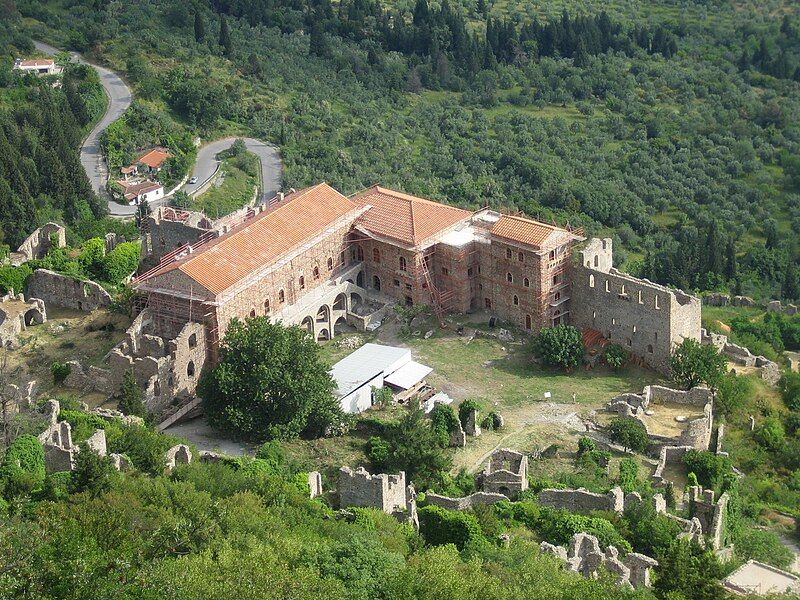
[190,152,259,218]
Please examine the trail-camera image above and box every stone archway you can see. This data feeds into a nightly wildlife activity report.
[356,271,364,287]
[351,292,363,308]
[334,316,350,336]
[24,308,44,326]
[317,328,330,341]
[301,316,314,335]
[333,293,347,312]
[316,304,330,324]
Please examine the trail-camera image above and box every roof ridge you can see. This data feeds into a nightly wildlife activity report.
[373,185,453,208]
[501,213,557,230]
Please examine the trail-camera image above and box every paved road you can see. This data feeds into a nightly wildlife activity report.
[34,41,136,216]
[184,136,282,203]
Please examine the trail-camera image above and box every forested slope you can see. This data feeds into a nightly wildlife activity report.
[14,0,800,301]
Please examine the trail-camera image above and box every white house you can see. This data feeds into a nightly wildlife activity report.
[117,180,164,206]
[14,58,62,76]
[330,343,432,414]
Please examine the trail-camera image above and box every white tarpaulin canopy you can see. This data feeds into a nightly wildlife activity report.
[383,360,432,390]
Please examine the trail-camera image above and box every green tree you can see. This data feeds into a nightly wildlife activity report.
[603,344,626,370]
[199,317,341,440]
[309,20,331,58]
[608,417,649,453]
[194,11,205,43]
[70,442,116,498]
[683,450,731,490]
[724,238,737,281]
[617,457,639,492]
[783,262,799,301]
[118,370,146,418]
[670,338,726,391]
[534,325,584,370]
[714,372,751,417]
[653,539,726,600]
[219,16,232,56]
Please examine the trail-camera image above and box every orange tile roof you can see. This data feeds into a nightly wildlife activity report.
[18,59,54,67]
[490,214,571,249]
[139,183,360,296]
[352,186,471,247]
[137,148,170,169]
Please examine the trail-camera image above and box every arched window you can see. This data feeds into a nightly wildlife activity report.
[594,255,599,267]
[313,266,320,279]
[518,252,524,262]
[327,257,334,270]
[188,333,197,349]
[279,289,285,303]
[513,295,519,306]
[339,251,345,265]
[373,248,380,263]
[554,292,561,301]
[299,276,305,290]
[250,308,256,318]
[356,246,364,261]
[647,344,654,354]
[525,314,532,330]
[589,274,595,288]
[399,256,407,272]
[187,361,195,377]
[523,277,530,288]
[264,299,270,314]
[373,275,381,291]
[506,272,513,283]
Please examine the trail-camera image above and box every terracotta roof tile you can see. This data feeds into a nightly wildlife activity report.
[352,186,471,247]
[490,215,570,249]
[139,183,360,296]
[136,148,170,169]
[18,59,54,67]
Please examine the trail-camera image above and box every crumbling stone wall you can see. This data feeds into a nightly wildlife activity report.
[14,223,66,263]
[424,491,508,510]
[538,487,625,514]
[0,292,46,348]
[572,238,701,374]
[701,328,780,385]
[338,466,418,529]
[541,532,658,589]
[477,448,528,497]
[688,485,729,550]
[140,207,216,270]
[651,445,693,486]
[105,309,207,415]
[26,269,111,311]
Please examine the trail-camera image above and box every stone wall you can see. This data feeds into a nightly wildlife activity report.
[651,445,693,486]
[688,485,729,550]
[0,293,46,348]
[701,328,780,385]
[337,466,418,530]
[572,238,701,374]
[14,222,66,263]
[538,486,625,514]
[26,269,111,311]
[476,448,529,497]
[424,491,508,511]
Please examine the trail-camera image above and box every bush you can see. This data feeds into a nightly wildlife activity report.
[617,458,639,492]
[0,264,32,295]
[753,416,785,452]
[51,361,71,385]
[117,370,146,418]
[534,325,584,370]
[670,338,727,390]
[457,399,482,428]
[0,434,45,484]
[430,404,460,447]
[608,417,649,453]
[577,437,596,456]
[683,450,732,491]
[480,412,503,430]
[418,504,484,550]
[366,436,391,468]
[733,528,794,570]
[779,372,800,411]
[101,241,141,285]
[537,507,631,552]
[603,344,627,370]
[714,372,752,417]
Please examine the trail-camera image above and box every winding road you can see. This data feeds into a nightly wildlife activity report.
[185,137,282,203]
[34,42,282,217]
[34,41,136,216]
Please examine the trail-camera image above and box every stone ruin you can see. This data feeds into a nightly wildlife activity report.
[338,466,418,530]
[164,444,192,472]
[475,448,528,497]
[424,491,508,511]
[449,418,466,447]
[0,292,46,348]
[36,399,128,473]
[26,269,111,312]
[607,385,714,451]
[701,328,780,385]
[538,486,625,514]
[308,471,323,499]
[687,485,729,551]
[702,293,756,308]
[10,222,66,265]
[464,409,481,437]
[105,309,208,416]
[540,532,658,589]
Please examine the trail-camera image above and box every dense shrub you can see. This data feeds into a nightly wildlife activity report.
[431,404,460,447]
[101,241,140,284]
[683,450,732,491]
[418,504,484,550]
[534,325,584,370]
[608,417,649,453]
[457,399,482,428]
[50,361,71,385]
[0,434,45,484]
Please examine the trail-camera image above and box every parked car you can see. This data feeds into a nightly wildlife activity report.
[189,176,198,184]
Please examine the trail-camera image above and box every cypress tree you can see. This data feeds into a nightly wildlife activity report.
[309,20,331,58]
[219,16,232,56]
[724,238,737,281]
[194,11,205,43]
[784,263,799,301]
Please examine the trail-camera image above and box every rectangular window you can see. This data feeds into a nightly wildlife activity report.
[442,267,449,276]
[393,279,400,287]
[467,267,474,277]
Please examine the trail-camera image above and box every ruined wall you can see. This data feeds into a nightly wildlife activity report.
[425,491,508,510]
[477,448,529,496]
[338,466,408,513]
[651,445,694,486]
[0,293,46,348]
[15,223,66,262]
[689,486,729,550]
[140,209,215,269]
[572,238,701,374]
[701,328,780,385]
[538,487,625,514]
[27,269,111,311]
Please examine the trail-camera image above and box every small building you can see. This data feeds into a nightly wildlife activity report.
[14,58,62,76]
[116,180,164,205]
[134,148,170,173]
[330,343,432,414]
[721,560,800,596]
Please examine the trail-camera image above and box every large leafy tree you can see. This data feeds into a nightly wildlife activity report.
[199,317,341,441]
[534,325,584,370]
[608,417,649,453]
[670,338,727,391]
